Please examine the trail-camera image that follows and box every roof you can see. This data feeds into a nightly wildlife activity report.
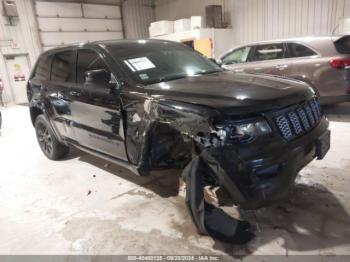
[42,39,178,55]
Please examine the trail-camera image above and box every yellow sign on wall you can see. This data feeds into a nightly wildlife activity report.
[194,38,212,58]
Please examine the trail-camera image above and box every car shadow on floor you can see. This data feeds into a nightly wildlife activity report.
[63,144,350,257]
[65,146,182,198]
[213,182,350,257]
[323,102,350,123]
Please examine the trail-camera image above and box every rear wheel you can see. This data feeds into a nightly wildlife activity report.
[35,115,69,160]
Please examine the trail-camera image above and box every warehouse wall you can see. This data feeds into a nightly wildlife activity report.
[1,0,125,105]
[122,0,155,39]
[155,0,230,25]
[0,0,42,105]
[35,1,123,51]
[154,0,350,47]
[229,0,350,46]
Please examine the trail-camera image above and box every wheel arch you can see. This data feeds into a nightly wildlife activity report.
[30,106,43,126]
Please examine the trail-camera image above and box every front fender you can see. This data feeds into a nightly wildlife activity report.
[123,98,217,175]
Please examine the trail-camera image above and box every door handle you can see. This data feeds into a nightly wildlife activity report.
[69,91,81,97]
[275,64,288,69]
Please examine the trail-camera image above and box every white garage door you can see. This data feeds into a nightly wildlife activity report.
[35,1,123,51]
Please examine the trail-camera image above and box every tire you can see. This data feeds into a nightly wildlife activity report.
[35,114,69,160]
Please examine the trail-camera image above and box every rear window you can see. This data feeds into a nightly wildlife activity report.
[32,55,50,81]
[287,43,316,57]
[334,36,350,54]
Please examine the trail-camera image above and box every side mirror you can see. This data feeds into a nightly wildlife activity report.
[209,58,221,66]
[85,69,120,98]
[85,69,111,86]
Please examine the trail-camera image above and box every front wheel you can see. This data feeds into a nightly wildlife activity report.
[35,115,69,160]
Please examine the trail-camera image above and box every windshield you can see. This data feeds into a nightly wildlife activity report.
[106,41,222,85]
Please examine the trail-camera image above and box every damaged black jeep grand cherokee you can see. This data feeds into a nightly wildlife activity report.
[28,40,330,243]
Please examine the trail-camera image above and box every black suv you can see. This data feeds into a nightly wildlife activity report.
[28,40,330,243]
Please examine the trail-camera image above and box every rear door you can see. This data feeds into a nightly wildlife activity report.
[247,43,291,76]
[28,54,51,102]
[70,48,127,160]
[47,50,76,138]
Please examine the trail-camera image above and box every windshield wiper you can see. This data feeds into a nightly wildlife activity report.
[147,70,222,85]
[194,69,222,76]
[157,73,189,83]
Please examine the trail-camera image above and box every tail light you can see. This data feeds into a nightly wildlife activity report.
[329,59,350,69]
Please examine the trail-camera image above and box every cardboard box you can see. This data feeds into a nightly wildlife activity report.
[190,16,203,30]
[174,18,191,33]
[149,20,174,37]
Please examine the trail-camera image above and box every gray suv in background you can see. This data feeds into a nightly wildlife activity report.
[220,35,350,104]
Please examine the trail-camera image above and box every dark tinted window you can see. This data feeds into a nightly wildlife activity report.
[287,43,316,57]
[76,49,110,84]
[221,46,251,65]
[33,55,50,81]
[51,51,75,82]
[334,36,350,54]
[250,43,285,61]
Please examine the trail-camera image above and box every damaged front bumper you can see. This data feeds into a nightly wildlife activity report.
[189,116,330,210]
[183,117,330,243]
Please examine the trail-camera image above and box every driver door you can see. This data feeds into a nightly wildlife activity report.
[70,48,128,161]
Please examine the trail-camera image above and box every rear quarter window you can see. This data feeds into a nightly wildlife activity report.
[334,36,350,54]
[32,55,51,81]
[287,43,317,57]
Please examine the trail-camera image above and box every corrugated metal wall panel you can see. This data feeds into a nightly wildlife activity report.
[229,0,350,46]
[122,0,155,39]
[154,0,350,46]
[155,0,228,22]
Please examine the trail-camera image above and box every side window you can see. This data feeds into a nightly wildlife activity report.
[250,43,285,62]
[33,55,50,81]
[51,51,75,82]
[221,46,251,65]
[287,43,317,57]
[76,49,110,84]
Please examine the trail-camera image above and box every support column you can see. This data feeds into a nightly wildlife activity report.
[15,0,42,66]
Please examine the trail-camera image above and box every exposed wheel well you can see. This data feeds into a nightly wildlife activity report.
[30,107,43,126]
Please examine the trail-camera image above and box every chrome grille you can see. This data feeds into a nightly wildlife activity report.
[274,98,323,141]
[305,104,315,126]
[275,115,293,140]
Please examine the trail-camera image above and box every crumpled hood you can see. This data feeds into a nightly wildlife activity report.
[145,71,316,115]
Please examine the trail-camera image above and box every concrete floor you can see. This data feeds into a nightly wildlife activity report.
[0,104,350,258]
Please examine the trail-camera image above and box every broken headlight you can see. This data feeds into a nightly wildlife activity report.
[215,119,272,143]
